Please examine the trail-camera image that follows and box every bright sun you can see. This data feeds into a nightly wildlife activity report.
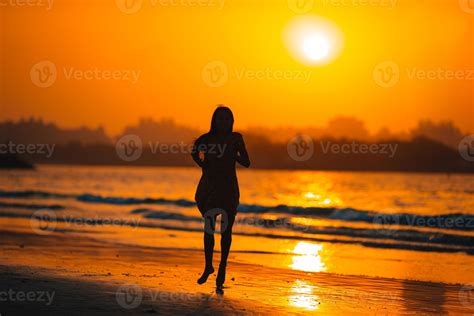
[284,16,344,66]
[302,35,330,61]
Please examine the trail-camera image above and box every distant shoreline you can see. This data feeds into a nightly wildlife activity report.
[2,136,473,174]
[0,155,34,170]
[19,162,474,174]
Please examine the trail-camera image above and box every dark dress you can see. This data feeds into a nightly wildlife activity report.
[192,132,250,217]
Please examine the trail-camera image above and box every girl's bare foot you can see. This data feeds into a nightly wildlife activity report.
[197,266,215,284]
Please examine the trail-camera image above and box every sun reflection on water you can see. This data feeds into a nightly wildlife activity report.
[290,242,327,273]
[302,190,342,207]
[288,279,320,311]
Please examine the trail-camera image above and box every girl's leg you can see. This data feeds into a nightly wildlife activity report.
[217,213,236,287]
[197,215,216,284]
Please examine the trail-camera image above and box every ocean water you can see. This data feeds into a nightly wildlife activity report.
[1,165,473,284]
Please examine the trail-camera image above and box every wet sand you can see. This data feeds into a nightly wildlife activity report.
[1,230,472,315]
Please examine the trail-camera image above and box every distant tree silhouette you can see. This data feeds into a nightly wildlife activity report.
[118,118,200,144]
[0,117,111,145]
[410,120,466,149]
[325,116,370,141]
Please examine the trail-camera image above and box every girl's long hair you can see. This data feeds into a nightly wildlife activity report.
[209,105,234,135]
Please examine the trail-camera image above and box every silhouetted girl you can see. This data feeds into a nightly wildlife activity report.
[191,106,250,290]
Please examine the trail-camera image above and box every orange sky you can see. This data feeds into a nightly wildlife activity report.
[1,0,473,135]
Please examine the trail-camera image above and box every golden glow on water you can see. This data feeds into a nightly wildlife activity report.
[290,242,326,273]
[288,279,320,311]
[298,182,343,207]
[303,191,335,206]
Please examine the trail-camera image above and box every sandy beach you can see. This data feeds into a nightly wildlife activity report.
[1,228,472,315]
[0,166,473,315]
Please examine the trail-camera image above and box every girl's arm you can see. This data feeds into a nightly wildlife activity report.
[191,136,205,168]
[235,133,250,168]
